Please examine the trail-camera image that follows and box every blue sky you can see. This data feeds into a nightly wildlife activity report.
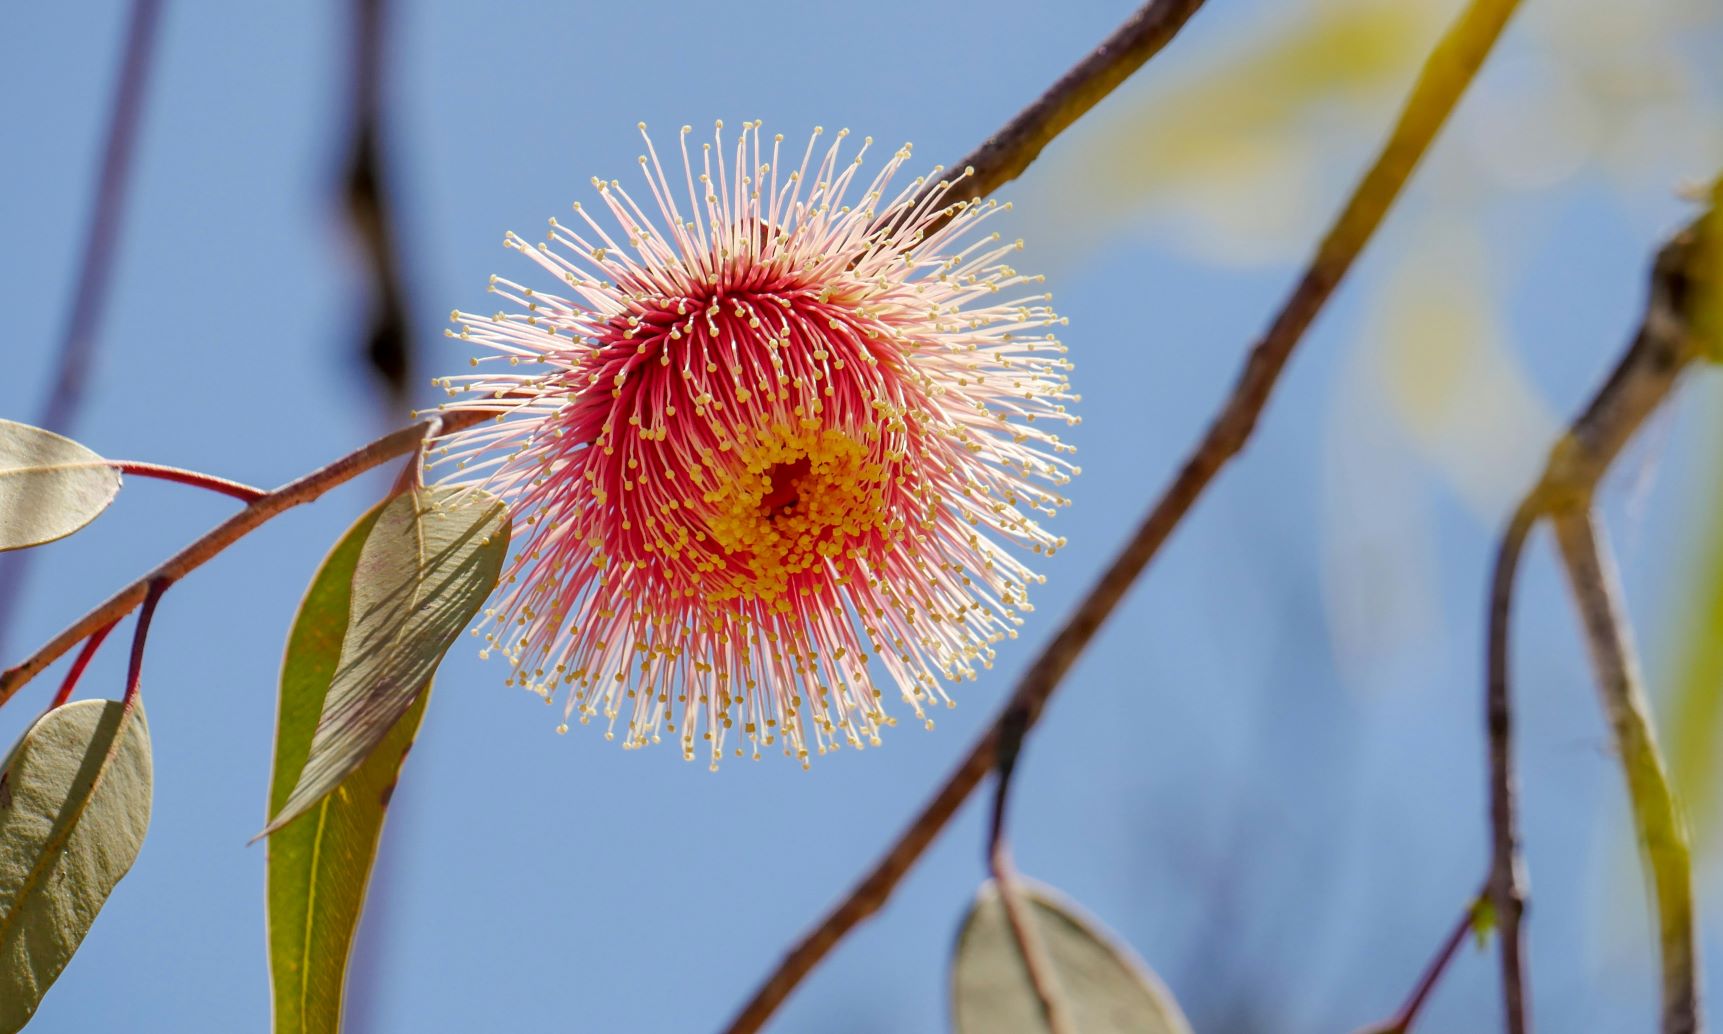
[3,1,1722,1031]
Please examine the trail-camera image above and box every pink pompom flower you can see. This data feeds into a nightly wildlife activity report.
[431,121,1077,768]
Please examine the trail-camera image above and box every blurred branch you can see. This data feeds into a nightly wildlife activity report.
[0,0,166,653]
[719,0,1523,1029]
[346,0,414,406]
[0,410,492,710]
[1483,184,1719,1034]
[1485,497,1537,1034]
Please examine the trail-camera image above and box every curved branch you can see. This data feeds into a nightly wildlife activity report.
[113,461,268,503]
[1481,189,1717,1034]
[720,0,1524,1028]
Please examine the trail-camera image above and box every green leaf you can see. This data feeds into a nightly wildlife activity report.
[266,497,436,1034]
[260,486,507,837]
[0,419,121,552]
[0,699,152,1033]
[952,880,1192,1034]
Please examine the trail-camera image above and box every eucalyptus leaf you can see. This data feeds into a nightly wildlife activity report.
[0,699,152,1034]
[260,485,508,836]
[267,498,434,1034]
[953,880,1192,1034]
[0,419,122,552]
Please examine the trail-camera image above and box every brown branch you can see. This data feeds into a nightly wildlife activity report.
[946,0,1208,202]
[1481,187,1718,1034]
[1486,499,1538,1034]
[719,0,1523,1029]
[0,0,167,654]
[0,409,492,710]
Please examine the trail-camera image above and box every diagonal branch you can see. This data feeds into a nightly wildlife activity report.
[719,0,1524,1029]
[948,0,1208,203]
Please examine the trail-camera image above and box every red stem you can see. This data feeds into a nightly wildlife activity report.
[1384,901,1479,1032]
[48,619,119,710]
[123,578,168,708]
[114,461,268,503]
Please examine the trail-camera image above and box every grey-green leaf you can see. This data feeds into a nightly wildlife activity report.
[260,485,508,837]
[0,699,152,1033]
[0,419,121,552]
[953,880,1193,1034]
[267,497,435,1034]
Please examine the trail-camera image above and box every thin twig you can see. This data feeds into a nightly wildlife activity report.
[719,0,1522,1029]
[0,0,167,654]
[1486,498,1538,1034]
[123,578,168,709]
[47,619,119,711]
[0,409,493,710]
[1359,891,1484,1034]
[113,461,269,503]
[1481,191,1717,1034]
[1552,510,1698,1034]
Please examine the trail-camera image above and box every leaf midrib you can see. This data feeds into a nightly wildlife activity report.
[0,704,140,951]
[289,492,431,1033]
[295,799,332,1034]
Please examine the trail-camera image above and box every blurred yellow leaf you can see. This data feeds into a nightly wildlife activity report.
[1368,222,1555,517]
[1020,0,1442,265]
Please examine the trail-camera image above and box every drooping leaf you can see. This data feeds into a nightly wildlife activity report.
[0,419,122,552]
[0,699,152,1033]
[261,485,507,836]
[267,497,434,1034]
[952,880,1192,1034]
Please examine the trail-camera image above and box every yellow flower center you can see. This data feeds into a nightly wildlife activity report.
[704,426,898,605]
